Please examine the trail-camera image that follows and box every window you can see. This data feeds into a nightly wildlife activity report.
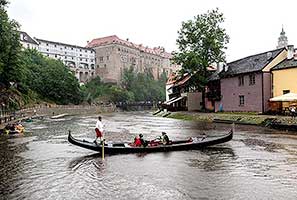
[55,54,57,58]
[283,90,290,94]
[85,50,87,53]
[107,56,109,61]
[46,43,48,46]
[104,64,107,68]
[46,49,49,51]
[65,56,67,59]
[65,46,67,49]
[118,48,120,51]
[54,44,57,47]
[239,95,245,106]
[65,52,67,54]
[238,76,244,86]
[99,56,103,62]
[71,47,73,50]
[80,58,82,61]
[249,74,255,85]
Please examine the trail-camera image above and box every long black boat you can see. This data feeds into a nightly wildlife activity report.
[68,128,233,154]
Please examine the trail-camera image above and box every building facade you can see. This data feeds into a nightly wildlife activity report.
[19,31,96,83]
[87,35,180,84]
[211,48,287,113]
[36,39,96,83]
[271,48,297,97]
[19,31,39,50]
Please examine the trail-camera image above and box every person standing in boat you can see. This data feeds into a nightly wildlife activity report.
[95,116,104,143]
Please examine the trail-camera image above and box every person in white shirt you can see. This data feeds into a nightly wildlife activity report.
[95,116,104,143]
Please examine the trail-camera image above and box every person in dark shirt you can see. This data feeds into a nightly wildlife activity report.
[161,132,170,145]
[139,134,148,147]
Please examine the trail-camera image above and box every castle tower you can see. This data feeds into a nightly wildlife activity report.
[277,26,288,49]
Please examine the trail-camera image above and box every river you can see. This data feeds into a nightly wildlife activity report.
[0,111,297,200]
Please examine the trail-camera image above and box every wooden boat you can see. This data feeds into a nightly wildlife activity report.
[50,113,68,119]
[68,128,233,154]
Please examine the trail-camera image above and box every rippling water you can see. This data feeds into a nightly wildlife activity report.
[0,111,297,200]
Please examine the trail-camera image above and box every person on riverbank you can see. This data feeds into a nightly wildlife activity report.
[290,106,296,119]
[95,116,104,143]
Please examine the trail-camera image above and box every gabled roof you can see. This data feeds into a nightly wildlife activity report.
[271,58,297,70]
[167,73,192,89]
[221,48,286,77]
[86,35,172,58]
[19,31,39,45]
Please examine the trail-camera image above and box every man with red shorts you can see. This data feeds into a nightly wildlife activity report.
[95,116,104,144]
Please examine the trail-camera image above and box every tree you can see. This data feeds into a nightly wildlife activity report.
[173,8,229,110]
[22,49,82,104]
[0,0,23,87]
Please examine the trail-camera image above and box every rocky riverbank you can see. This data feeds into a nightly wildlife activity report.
[154,110,297,132]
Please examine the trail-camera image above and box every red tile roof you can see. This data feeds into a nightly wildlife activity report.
[87,35,172,58]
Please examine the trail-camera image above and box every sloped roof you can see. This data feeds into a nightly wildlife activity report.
[221,48,285,77]
[86,35,172,58]
[36,38,94,51]
[19,31,39,45]
[208,70,220,81]
[271,58,297,70]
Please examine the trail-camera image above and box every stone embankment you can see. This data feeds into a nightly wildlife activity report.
[154,110,297,132]
[0,104,116,129]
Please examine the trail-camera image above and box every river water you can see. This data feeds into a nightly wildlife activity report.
[0,112,297,200]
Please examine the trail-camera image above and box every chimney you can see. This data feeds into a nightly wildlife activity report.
[287,45,294,59]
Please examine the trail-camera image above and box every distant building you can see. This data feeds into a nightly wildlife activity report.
[277,26,288,49]
[36,38,96,83]
[87,35,180,84]
[19,31,39,50]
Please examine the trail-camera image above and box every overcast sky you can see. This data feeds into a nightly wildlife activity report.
[7,0,297,61]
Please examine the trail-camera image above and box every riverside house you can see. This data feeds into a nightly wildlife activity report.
[211,47,287,113]
[164,73,202,111]
[271,47,297,97]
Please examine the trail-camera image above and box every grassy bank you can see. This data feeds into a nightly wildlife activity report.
[154,111,297,131]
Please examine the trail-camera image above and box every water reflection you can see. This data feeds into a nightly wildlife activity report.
[0,112,297,200]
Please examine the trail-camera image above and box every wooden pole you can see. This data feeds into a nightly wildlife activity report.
[102,138,105,160]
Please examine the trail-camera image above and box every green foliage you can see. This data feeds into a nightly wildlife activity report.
[21,49,82,104]
[121,67,166,101]
[82,76,135,103]
[0,0,23,87]
[173,8,229,108]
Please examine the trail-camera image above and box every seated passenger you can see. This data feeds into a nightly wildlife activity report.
[161,132,170,145]
[134,135,142,147]
[139,134,148,147]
